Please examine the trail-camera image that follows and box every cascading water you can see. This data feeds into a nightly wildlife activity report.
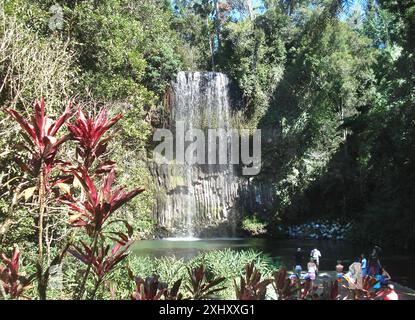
[150,71,275,237]
[152,71,239,236]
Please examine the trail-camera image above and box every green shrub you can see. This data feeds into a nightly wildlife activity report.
[242,216,268,236]
[105,249,276,300]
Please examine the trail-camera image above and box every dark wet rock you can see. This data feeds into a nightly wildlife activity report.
[277,219,354,240]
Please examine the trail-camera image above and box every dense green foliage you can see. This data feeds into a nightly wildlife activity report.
[13,249,274,299]
[211,0,415,249]
[0,0,187,248]
[122,249,275,299]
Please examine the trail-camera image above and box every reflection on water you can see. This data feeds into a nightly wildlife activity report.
[132,238,415,289]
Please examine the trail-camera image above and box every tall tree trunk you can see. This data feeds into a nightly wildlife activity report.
[210,35,215,71]
[246,0,255,21]
[288,0,296,15]
[214,0,221,50]
[341,106,348,157]
[206,16,215,71]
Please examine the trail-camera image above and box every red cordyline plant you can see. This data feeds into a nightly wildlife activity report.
[185,265,226,300]
[69,229,133,300]
[61,167,144,299]
[130,275,183,300]
[5,97,72,178]
[67,107,122,169]
[60,168,144,235]
[5,98,145,300]
[131,276,168,300]
[270,268,341,300]
[272,267,300,300]
[0,246,34,300]
[5,98,72,299]
[234,261,271,300]
[60,107,145,300]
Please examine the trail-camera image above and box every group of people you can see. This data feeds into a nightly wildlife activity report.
[293,245,399,300]
[294,247,322,283]
[337,246,389,286]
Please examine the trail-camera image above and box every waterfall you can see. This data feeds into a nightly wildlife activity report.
[150,71,275,237]
[152,71,239,236]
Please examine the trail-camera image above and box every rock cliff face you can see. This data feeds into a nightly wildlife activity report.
[150,71,274,236]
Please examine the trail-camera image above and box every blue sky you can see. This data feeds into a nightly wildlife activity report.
[251,0,368,14]
[224,0,368,21]
[172,0,368,18]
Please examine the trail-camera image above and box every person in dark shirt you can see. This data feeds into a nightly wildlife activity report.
[371,245,382,260]
[369,245,382,274]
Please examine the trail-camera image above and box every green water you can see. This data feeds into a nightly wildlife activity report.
[132,237,415,289]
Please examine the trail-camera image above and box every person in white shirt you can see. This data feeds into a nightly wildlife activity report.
[310,248,322,270]
[305,258,317,286]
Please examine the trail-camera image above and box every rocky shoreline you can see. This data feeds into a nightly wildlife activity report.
[276,219,353,241]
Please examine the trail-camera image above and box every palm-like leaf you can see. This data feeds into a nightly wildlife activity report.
[5,98,72,177]
[185,265,226,300]
[131,275,169,300]
[271,268,303,300]
[60,168,144,233]
[69,231,132,280]
[235,261,271,300]
[0,246,34,299]
[67,107,122,167]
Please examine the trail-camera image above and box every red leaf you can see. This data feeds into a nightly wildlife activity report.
[5,109,37,143]
[48,100,72,136]
[102,168,116,199]
[62,167,144,232]
[110,187,145,214]
[6,97,72,179]
[95,160,116,174]
[67,106,123,165]
[32,98,46,145]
